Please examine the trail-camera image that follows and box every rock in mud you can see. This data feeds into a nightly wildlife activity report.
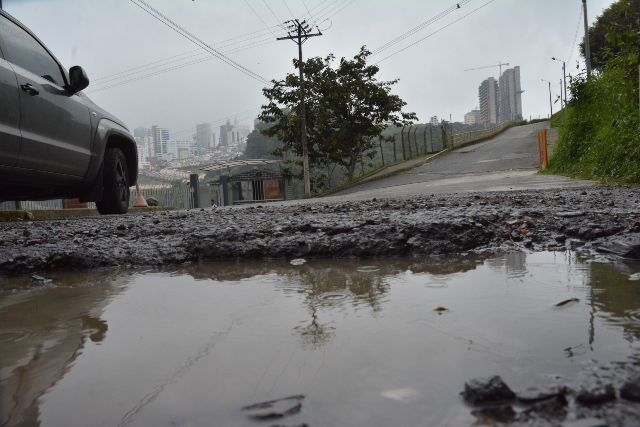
[620,375,640,402]
[242,395,305,419]
[463,375,516,405]
[576,383,616,405]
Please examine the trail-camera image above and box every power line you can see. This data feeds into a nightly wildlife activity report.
[86,38,277,93]
[245,0,279,37]
[313,0,349,22]
[300,0,315,24]
[282,0,297,20]
[371,0,472,56]
[92,33,280,87]
[316,0,354,23]
[262,0,284,27]
[130,0,271,85]
[567,4,583,65]
[374,0,495,64]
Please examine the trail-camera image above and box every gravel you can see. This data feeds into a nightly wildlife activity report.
[1,185,639,278]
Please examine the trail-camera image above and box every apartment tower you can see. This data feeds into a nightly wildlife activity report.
[478,77,499,125]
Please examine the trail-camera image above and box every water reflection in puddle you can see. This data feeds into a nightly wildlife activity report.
[1,252,640,426]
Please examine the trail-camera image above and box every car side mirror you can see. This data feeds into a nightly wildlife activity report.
[68,66,90,94]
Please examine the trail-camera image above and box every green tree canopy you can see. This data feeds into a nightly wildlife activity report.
[581,0,640,69]
[259,47,416,186]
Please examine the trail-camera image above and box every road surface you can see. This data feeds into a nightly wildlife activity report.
[323,122,593,202]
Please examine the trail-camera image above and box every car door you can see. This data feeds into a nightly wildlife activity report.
[0,14,91,177]
[0,38,21,167]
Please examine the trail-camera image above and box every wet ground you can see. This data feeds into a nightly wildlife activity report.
[2,252,640,426]
[1,186,639,277]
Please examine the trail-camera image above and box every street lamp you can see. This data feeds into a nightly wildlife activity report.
[541,79,553,119]
[552,57,567,121]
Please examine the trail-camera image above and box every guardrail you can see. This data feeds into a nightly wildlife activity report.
[447,121,513,149]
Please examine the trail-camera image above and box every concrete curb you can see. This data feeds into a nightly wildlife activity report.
[0,206,173,222]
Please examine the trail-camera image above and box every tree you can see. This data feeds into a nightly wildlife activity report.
[259,47,416,187]
[580,0,640,69]
[240,122,283,160]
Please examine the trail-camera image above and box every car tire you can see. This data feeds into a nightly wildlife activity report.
[96,147,130,215]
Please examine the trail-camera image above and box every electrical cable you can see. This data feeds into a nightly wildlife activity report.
[313,0,349,23]
[300,0,315,25]
[374,0,495,64]
[282,0,297,20]
[92,33,281,87]
[567,5,583,65]
[371,0,472,56]
[130,0,271,85]
[262,0,284,27]
[316,0,354,23]
[86,38,277,93]
[245,0,280,37]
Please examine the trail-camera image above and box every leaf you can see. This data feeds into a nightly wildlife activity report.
[554,298,580,307]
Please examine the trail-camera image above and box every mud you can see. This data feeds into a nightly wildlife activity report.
[1,185,639,279]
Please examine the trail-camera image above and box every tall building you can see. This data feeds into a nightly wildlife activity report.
[430,116,439,126]
[479,77,499,125]
[219,119,233,146]
[149,126,169,157]
[196,123,213,154]
[227,124,250,145]
[499,66,523,123]
[464,109,481,125]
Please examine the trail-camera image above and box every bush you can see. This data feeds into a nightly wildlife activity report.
[548,3,640,185]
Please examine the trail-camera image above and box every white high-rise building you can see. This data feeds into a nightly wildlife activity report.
[430,116,439,126]
[167,140,193,161]
[479,77,499,125]
[499,66,523,123]
[134,136,152,170]
[149,126,170,157]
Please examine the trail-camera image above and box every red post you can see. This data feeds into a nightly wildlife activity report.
[543,129,549,169]
[537,132,543,169]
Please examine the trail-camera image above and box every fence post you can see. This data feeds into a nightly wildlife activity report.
[393,133,397,163]
[413,127,418,155]
[423,126,427,153]
[379,136,385,166]
[220,175,229,206]
[401,125,406,160]
[190,174,200,209]
[406,125,413,158]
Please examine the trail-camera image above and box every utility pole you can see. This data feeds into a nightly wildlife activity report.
[553,58,568,121]
[542,79,553,119]
[583,0,592,77]
[277,20,322,198]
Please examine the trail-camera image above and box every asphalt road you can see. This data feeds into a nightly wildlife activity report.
[324,122,593,201]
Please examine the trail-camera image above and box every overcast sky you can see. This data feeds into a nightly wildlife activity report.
[3,0,616,138]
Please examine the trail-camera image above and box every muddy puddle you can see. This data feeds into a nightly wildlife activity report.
[1,251,640,426]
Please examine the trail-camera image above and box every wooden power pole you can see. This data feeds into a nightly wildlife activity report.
[277,20,322,198]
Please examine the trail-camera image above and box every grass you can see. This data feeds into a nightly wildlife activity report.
[546,51,640,185]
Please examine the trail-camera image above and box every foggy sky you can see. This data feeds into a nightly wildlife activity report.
[3,0,615,137]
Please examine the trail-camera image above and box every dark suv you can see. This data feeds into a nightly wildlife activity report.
[0,9,137,214]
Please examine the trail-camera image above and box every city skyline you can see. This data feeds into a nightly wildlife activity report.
[2,0,614,133]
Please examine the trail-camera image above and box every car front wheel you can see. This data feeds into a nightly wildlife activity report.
[96,147,130,215]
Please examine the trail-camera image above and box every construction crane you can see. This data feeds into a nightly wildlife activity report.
[464,61,509,76]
